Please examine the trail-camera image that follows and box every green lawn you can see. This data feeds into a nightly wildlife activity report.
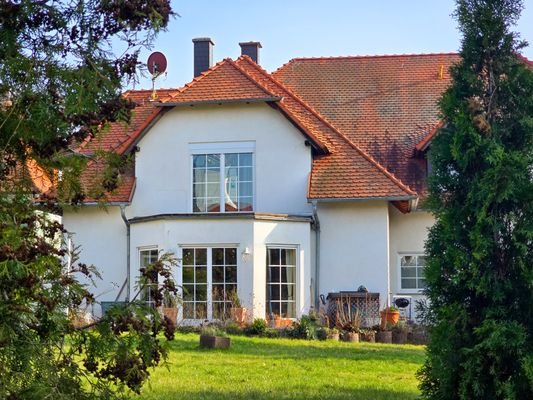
[138,333,425,400]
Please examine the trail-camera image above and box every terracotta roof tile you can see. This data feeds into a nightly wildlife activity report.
[235,56,415,199]
[273,53,461,196]
[161,59,278,104]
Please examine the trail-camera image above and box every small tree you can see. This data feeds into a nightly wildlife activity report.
[419,0,533,399]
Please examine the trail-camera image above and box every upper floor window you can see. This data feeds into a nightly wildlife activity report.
[191,142,254,213]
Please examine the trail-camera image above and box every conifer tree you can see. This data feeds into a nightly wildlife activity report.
[419,0,533,398]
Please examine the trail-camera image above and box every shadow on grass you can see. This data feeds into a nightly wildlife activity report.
[167,334,425,364]
[142,387,419,400]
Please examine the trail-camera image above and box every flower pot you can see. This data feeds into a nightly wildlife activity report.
[376,331,392,344]
[380,310,400,330]
[230,307,247,326]
[161,307,178,327]
[392,330,408,344]
[199,335,231,349]
[327,332,340,341]
[342,332,360,342]
[271,317,293,329]
[361,331,376,343]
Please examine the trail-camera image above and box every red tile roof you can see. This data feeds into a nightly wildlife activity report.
[163,58,279,104]
[75,53,467,204]
[273,53,461,196]
[233,56,415,199]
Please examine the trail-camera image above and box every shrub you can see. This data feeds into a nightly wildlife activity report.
[250,318,267,335]
[291,315,316,340]
[315,327,328,341]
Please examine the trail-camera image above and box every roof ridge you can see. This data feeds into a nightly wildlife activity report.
[238,56,416,196]
[226,58,279,99]
[288,52,459,62]
[166,58,231,100]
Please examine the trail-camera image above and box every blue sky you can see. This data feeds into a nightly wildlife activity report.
[132,0,533,90]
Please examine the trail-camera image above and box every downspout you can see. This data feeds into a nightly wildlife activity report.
[311,200,321,311]
[120,205,131,302]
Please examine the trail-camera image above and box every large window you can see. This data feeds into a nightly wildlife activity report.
[139,248,158,307]
[266,247,296,319]
[182,247,237,320]
[400,254,426,291]
[192,152,253,213]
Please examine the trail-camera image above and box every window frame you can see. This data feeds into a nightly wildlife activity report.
[138,246,159,307]
[397,253,427,294]
[179,244,240,322]
[265,245,299,320]
[189,142,255,214]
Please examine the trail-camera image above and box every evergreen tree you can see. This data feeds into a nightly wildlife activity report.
[419,0,533,398]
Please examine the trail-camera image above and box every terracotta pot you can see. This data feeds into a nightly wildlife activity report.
[230,307,247,326]
[380,310,400,330]
[376,331,392,344]
[161,307,178,326]
[271,318,293,329]
[327,332,340,341]
[342,332,360,342]
[199,335,231,349]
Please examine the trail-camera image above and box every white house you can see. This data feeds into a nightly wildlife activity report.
[62,39,460,324]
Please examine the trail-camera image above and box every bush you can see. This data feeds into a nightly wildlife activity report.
[315,327,328,341]
[263,328,281,338]
[224,321,243,335]
[290,315,316,340]
[250,318,267,335]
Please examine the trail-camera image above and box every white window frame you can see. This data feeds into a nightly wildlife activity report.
[138,246,159,306]
[397,253,426,294]
[189,141,256,214]
[265,245,299,320]
[178,244,240,322]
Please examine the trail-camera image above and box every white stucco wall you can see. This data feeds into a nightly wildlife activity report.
[130,102,312,217]
[388,205,434,319]
[316,201,390,307]
[62,206,127,308]
[127,216,311,322]
[252,220,312,319]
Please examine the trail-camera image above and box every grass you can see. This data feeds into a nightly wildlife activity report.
[138,333,425,400]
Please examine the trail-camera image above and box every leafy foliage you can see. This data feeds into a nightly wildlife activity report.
[418,1,533,398]
[0,193,179,399]
[0,0,173,203]
[0,1,177,399]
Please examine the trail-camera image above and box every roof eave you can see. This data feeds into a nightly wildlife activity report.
[308,195,418,202]
[157,96,283,107]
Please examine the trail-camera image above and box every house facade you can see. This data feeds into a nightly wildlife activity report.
[63,39,460,323]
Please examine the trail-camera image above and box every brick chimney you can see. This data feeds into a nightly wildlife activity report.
[239,41,262,64]
[192,37,214,77]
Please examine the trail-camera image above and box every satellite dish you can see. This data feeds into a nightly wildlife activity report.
[147,51,167,77]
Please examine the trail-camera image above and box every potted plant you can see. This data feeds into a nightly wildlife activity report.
[392,321,409,344]
[327,327,340,341]
[228,290,247,326]
[335,300,361,343]
[360,328,376,343]
[160,291,178,327]
[199,325,231,349]
[270,314,293,329]
[380,305,400,330]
